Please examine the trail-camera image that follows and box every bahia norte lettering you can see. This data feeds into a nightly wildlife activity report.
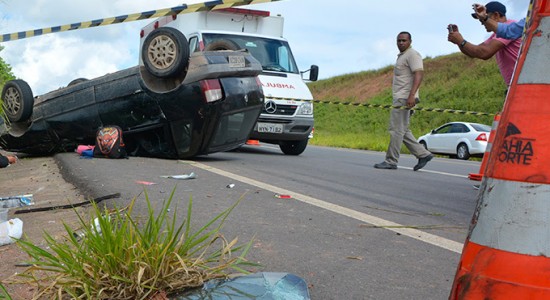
[498,137,534,165]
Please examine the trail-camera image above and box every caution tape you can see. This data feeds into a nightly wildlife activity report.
[267,97,495,116]
[0,0,280,42]
[314,100,496,116]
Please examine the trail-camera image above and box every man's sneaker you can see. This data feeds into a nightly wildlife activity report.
[413,154,434,171]
[374,161,397,170]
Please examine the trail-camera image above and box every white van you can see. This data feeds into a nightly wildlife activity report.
[140,8,318,155]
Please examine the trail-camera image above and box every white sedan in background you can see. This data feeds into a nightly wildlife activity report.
[417,122,491,160]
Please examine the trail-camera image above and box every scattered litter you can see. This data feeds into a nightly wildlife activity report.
[346,256,364,260]
[275,194,292,199]
[77,145,95,158]
[76,145,94,155]
[226,183,235,188]
[0,218,23,246]
[73,217,103,242]
[136,180,157,186]
[14,193,120,215]
[160,172,197,180]
[0,194,34,209]
[0,208,7,223]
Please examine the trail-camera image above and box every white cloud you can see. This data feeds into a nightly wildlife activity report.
[0,0,529,95]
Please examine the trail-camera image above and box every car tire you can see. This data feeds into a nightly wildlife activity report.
[142,27,189,78]
[204,40,240,51]
[419,140,428,150]
[280,139,308,155]
[1,79,34,123]
[457,143,470,160]
[68,78,89,86]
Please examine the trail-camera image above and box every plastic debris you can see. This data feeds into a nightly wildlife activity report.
[226,183,235,188]
[173,272,310,299]
[0,218,23,246]
[0,194,34,208]
[275,194,292,199]
[0,208,7,223]
[160,172,197,180]
[135,181,157,185]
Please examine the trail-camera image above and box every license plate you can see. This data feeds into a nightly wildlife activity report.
[228,56,245,68]
[257,123,283,133]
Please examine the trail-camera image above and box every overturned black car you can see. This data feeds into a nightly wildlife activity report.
[0,27,264,159]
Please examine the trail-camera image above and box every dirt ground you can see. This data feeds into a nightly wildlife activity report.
[0,151,88,299]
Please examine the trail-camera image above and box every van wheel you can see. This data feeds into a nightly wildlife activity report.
[204,40,240,51]
[142,27,189,78]
[1,79,34,123]
[280,139,308,155]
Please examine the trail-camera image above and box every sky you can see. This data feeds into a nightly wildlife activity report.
[0,0,528,96]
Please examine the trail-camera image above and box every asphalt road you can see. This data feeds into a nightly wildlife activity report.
[56,144,482,300]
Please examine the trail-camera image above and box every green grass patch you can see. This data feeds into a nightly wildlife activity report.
[6,189,256,299]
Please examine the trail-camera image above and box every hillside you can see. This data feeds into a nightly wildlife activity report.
[306,52,507,152]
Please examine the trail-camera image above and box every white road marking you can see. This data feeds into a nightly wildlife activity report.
[184,160,464,254]
[398,167,469,178]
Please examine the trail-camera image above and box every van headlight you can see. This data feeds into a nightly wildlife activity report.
[297,102,313,115]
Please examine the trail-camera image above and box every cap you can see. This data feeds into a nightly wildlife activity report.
[472,1,506,19]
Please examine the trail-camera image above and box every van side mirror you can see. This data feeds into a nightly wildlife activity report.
[301,65,319,82]
[309,65,319,81]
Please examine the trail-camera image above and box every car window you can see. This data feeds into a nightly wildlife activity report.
[434,124,453,134]
[451,124,470,133]
[471,124,491,132]
[188,36,199,53]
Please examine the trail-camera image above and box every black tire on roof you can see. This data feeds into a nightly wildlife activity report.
[68,78,89,86]
[141,27,190,78]
[1,79,34,123]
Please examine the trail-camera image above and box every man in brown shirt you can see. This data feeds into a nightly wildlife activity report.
[374,31,433,171]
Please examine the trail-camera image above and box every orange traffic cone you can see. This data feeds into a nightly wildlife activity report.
[246,139,260,146]
[450,1,550,298]
[468,113,501,181]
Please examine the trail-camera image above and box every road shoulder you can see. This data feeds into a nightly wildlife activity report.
[0,152,87,298]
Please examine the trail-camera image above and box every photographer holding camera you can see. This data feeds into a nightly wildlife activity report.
[447,1,521,88]
[473,3,526,39]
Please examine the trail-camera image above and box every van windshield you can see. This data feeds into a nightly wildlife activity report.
[202,33,299,74]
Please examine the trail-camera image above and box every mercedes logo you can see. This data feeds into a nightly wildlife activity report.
[265,101,277,114]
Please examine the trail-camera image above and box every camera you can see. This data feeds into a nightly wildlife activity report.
[447,24,458,33]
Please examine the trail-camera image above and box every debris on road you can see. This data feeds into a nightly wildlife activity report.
[0,218,23,247]
[136,180,157,186]
[160,172,197,180]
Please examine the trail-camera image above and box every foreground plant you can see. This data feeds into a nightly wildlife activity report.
[10,189,255,299]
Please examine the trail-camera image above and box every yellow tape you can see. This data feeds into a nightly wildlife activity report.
[0,0,281,42]
[313,100,495,116]
[266,97,494,116]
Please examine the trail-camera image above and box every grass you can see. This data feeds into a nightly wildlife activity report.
[309,53,504,154]
[4,189,256,299]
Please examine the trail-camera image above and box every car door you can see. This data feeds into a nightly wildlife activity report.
[443,123,470,154]
[428,124,453,153]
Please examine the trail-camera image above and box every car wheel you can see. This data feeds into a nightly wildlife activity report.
[204,40,240,51]
[142,27,189,78]
[457,143,470,160]
[68,78,89,86]
[280,139,308,155]
[419,140,428,150]
[1,79,34,123]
